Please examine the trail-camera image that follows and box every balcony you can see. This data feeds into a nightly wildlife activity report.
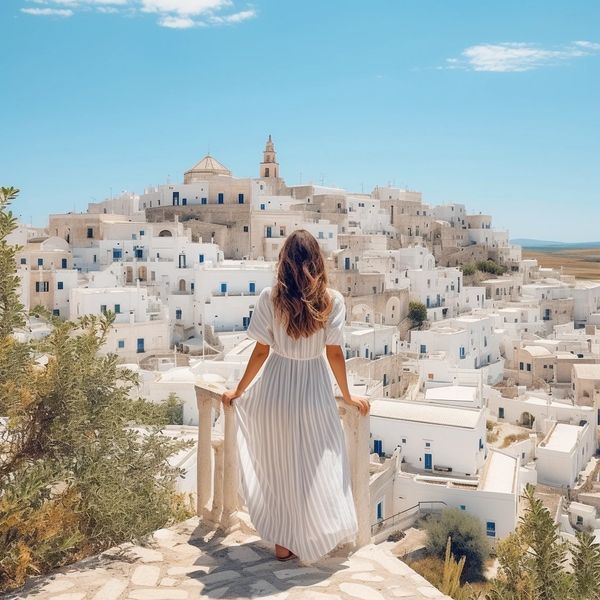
[194,382,371,544]
[8,383,451,599]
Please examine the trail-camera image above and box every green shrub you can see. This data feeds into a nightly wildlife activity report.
[462,263,476,276]
[424,508,490,582]
[0,188,193,591]
[409,300,428,328]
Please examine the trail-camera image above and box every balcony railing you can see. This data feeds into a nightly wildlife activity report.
[194,382,371,547]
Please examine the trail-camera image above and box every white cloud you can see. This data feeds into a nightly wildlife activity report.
[445,41,600,72]
[141,0,230,16]
[20,0,256,27]
[158,14,197,27]
[21,6,73,15]
[208,8,254,23]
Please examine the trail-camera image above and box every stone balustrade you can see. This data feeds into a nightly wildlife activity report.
[194,382,371,548]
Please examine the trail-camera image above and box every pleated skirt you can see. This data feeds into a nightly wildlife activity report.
[234,351,358,562]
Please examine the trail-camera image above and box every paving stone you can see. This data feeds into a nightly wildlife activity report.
[127,546,164,563]
[339,582,387,600]
[296,593,341,600]
[170,543,203,558]
[201,569,241,586]
[160,577,177,586]
[249,578,289,599]
[273,566,322,580]
[206,586,230,599]
[92,577,128,600]
[48,594,86,600]
[42,579,76,593]
[153,528,184,548]
[131,564,161,586]
[128,590,188,599]
[167,566,210,576]
[227,545,262,563]
[417,587,445,598]
[350,572,385,582]
[389,588,419,598]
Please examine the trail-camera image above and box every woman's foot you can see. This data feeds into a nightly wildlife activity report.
[275,544,296,561]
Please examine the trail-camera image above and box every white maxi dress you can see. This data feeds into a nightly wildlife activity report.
[234,286,358,562]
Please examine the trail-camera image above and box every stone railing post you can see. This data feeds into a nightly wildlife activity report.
[196,390,213,520]
[337,396,371,547]
[220,403,240,532]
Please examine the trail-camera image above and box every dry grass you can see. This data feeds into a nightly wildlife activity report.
[523,247,600,280]
[501,432,530,448]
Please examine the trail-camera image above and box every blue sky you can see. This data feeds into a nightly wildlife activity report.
[1,0,599,241]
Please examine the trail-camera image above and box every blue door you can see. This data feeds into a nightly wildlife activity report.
[137,338,145,353]
[266,226,272,238]
[424,453,432,470]
[249,282,256,293]
[376,501,383,521]
[344,257,351,270]
[374,440,383,455]
[243,316,249,329]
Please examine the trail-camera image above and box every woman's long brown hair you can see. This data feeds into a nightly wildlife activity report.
[272,229,334,339]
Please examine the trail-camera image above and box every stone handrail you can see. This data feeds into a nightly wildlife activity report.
[194,382,371,548]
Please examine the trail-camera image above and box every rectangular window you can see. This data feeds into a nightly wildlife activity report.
[249,282,256,293]
[459,346,466,359]
[35,281,49,292]
[526,363,532,372]
[201,197,207,205]
[182,198,187,206]
[243,225,249,232]
[486,521,496,537]
[37,258,44,267]
[20,257,26,265]
[460,505,466,511]
[118,340,125,349]
[218,193,224,204]
[52,309,60,317]
[57,281,64,290]
[238,193,244,204]
[425,442,431,448]
[260,203,266,210]
[172,191,179,206]
[220,283,227,293]
[175,309,182,320]
[140,230,145,236]
[100,304,107,314]
[519,362,524,370]
[114,304,121,314]
[420,344,427,354]
[499,407,505,419]
[87,227,94,238]
[113,248,122,260]
[61,258,67,269]
[199,254,205,263]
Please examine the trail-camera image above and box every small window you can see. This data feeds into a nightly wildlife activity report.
[118,340,125,349]
[87,227,94,239]
[52,309,60,317]
[238,193,244,204]
[100,304,107,314]
[220,283,227,293]
[460,505,466,511]
[486,521,496,537]
[20,257,26,265]
[114,304,121,314]
[201,197,207,205]
[57,281,64,290]
[243,225,249,232]
[37,258,44,267]
[499,407,505,419]
[401,438,406,444]
[61,258,67,269]
[218,193,224,204]
[175,309,182,320]
[425,442,431,447]
[260,203,266,210]
[35,281,49,292]
[519,362,524,371]
[199,254,205,263]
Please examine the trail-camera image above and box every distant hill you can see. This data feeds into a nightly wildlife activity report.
[511,239,600,249]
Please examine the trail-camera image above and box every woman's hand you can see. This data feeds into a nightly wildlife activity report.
[221,388,242,407]
[343,394,370,416]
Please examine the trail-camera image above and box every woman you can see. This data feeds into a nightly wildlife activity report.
[221,229,370,563]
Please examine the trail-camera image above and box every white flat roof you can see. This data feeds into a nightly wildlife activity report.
[542,423,581,453]
[370,399,482,428]
[425,386,478,404]
[480,450,518,494]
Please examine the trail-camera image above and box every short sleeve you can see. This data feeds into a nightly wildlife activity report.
[325,290,346,347]
[247,287,274,346]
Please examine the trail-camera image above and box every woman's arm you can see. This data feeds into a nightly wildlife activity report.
[221,341,270,406]
[325,345,370,416]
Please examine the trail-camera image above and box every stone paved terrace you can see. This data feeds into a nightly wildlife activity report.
[4,517,451,600]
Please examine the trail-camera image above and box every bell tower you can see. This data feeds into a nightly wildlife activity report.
[260,134,279,179]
